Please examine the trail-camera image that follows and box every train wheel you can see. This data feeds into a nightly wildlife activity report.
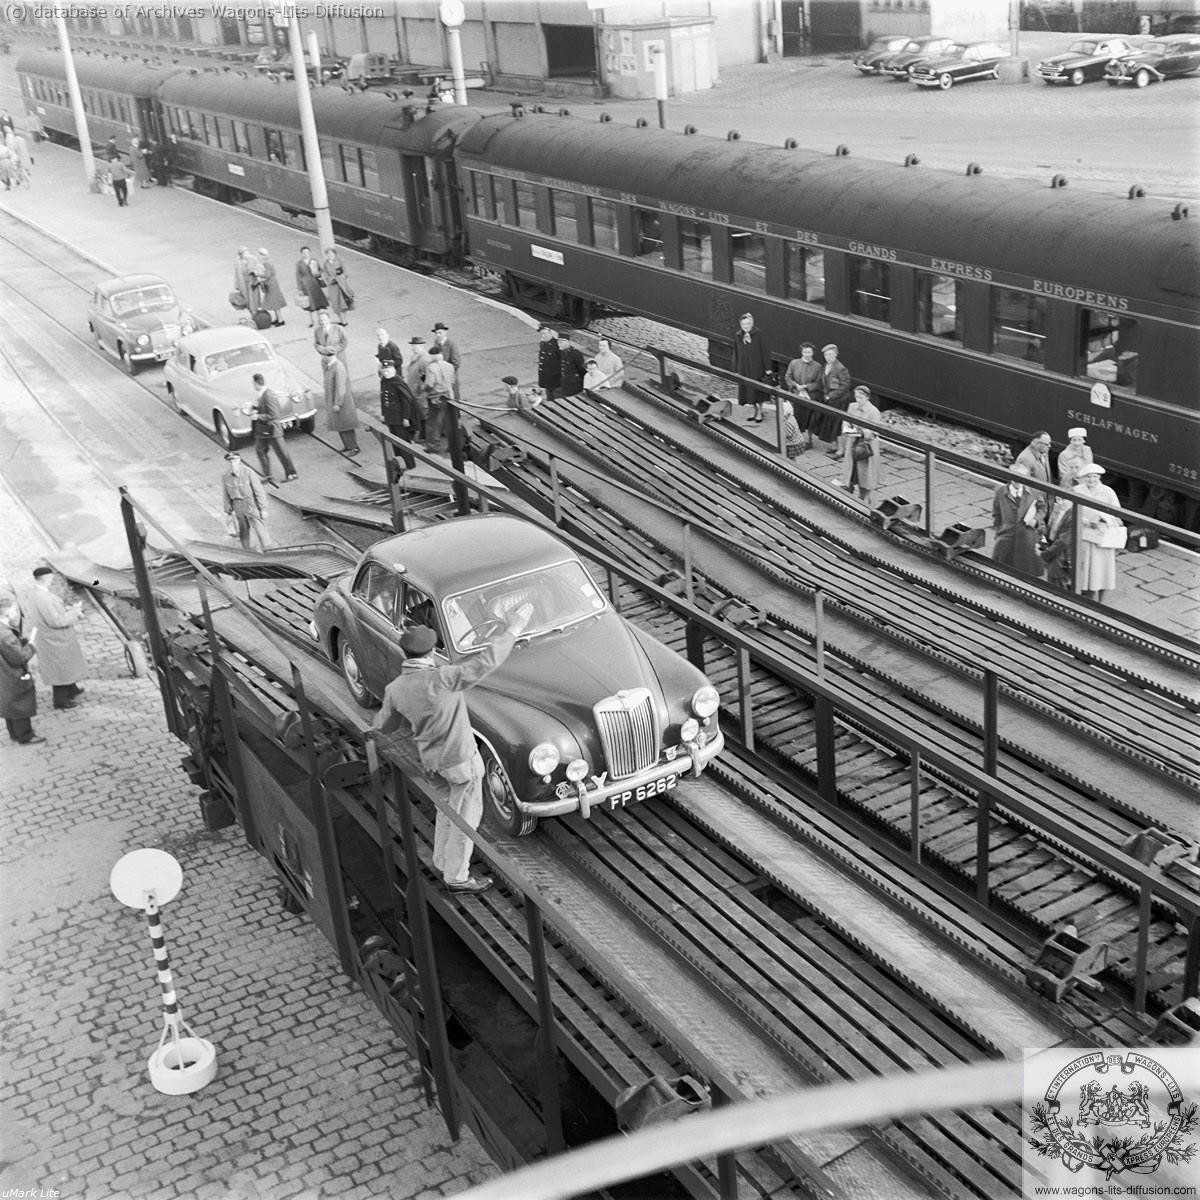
[938,73,954,90]
[480,743,538,837]
[1069,69,1085,86]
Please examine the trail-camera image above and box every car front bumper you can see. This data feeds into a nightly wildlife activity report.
[515,728,726,820]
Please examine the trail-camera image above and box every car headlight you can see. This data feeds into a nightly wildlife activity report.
[529,743,560,777]
[136,334,151,347]
[681,718,700,743]
[565,758,589,783]
[691,685,719,719]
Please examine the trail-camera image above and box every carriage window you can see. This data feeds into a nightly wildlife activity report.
[117,97,130,126]
[201,114,214,145]
[316,139,338,181]
[514,180,538,229]
[916,271,963,342]
[467,171,486,217]
[359,147,379,192]
[1080,310,1138,391]
[731,229,767,293]
[679,219,712,275]
[635,208,662,261]
[993,288,1047,366]
[490,175,508,224]
[264,128,289,165]
[784,242,824,304]
[590,198,618,252]
[849,256,891,323]
[211,116,227,148]
[552,190,578,240]
[232,121,252,155]
[185,110,199,140]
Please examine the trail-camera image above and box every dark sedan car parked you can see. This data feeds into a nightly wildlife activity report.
[87,274,188,374]
[852,34,912,74]
[1105,35,1200,86]
[1036,37,1142,84]
[312,515,725,836]
[878,35,961,79]
[910,41,1008,89]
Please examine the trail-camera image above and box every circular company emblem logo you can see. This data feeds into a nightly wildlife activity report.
[1027,1050,1197,1179]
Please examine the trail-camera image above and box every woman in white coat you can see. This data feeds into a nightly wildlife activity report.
[1073,463,1123,603]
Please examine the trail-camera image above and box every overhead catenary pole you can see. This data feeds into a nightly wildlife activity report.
[55,15,95,188]
[280,3,334,253]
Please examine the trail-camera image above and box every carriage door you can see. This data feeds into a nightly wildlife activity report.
[402,155,432,250]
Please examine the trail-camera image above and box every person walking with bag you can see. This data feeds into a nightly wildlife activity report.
[320,247,353,324]
[25,567,87,710]
[245,373,297,484]
[837,386,882,506]
[221,453,270,552]
[0,597,42,744]
[1073,463,1123,602]
[374,603,534,895]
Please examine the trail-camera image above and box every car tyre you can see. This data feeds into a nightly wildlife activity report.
[298,415,316,434]
[337,637,378,708]
[213,413,238,451]
[1134,69,1150,87]
[119,343,140,375]
[480,743,538,837]
[1069,68,1085,85]
[938,73,954,90]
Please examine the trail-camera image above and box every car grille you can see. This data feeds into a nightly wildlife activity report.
[594,688,658,780]
[152,326,180,350]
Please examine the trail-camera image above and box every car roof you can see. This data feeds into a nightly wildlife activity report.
[365,515,578,595]
[177,326,273,353]
[97,274,171,296]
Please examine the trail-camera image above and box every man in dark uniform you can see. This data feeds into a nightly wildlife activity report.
[374,603,533,894]
[557,331,587,397]
[537,325,561,399]
[375,327,405,375]
[379,361,419,468]
[245,372,297,484]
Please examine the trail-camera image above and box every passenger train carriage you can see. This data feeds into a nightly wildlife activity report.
[17,52,1200,524]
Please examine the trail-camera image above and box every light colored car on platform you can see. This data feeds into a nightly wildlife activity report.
[87,274,188,374]
[312,514,725,836]
[164,327,317,450]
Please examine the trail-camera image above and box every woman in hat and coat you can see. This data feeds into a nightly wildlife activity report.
[1073,464,1122,602]
[783,341,824,449]
[837,387,882,506]
[25,567,86,709]
[320,247,353,324]
[0,596,41,744]
[1057,427,1093,490]
[814,343,852,451]
[732,312,771,423]
[256,248,287,327]
[295,245,327,322]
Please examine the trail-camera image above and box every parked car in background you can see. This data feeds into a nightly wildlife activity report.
[1105,35,1200,86]
[878,35,961,79]
[312,515,725,836]
[254,47,344,82]
[344,51,394,87]
[164,327,316,449]
[910,41,1008,88]
[852,34,912,74]
[87,274,189,374]
[1036,36,1143,84]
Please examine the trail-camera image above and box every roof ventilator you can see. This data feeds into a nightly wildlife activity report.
[1172,203,1190,220]
[904,153,920,167]
[783,137,798,149]
[636,118,649,127]
[1127,184,1146,199]
[684,124,698,135]
[834,143,850,156]
[727,130,741,141]
[1050,174,1068,188]
[965,162,983,175]
[558,107,570,116]
[599,112,611,122]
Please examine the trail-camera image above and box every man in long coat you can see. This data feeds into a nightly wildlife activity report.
[0,597,42,744]
[537,325,561,399]
[557,332,587,397]
[432,322,462,400]
[221,453,270,552]
[323,356,359,454]
[256,247,287,327]
[313,309,348,368]
[732,312,770,423]
[992,464,1043,578]
[25,567,86,709]
[379,361,419,468]
[1015,430,1053,528]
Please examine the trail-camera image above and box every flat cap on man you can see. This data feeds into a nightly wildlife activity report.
[821,343,838,354]
[399,625,438,655]
[501,375,519,386]
[32,566,54,579]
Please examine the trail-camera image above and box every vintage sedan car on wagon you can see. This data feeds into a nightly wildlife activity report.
[312,515,725,836]
[164,327,317,449]
[910,40,1008,88]
[851,34,913,74]
[878,35,961,79]
[87,274,189,374]
[1105,35,1200,86]
[1036,36,1142,84]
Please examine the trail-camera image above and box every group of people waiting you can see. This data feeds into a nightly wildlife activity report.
[992,427,1123,601]
[536,325,624,400]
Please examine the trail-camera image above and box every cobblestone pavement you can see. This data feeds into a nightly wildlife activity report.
[0,479,496,1200]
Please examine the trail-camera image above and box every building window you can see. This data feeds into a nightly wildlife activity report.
[849,256,891,323]
[590,198,618,251]
[915,272,963,342]
[514,180,538,229]
[784,242,824,304]
[264,128,289,165]
[679,219,711,275]
[1080,310,1138,391]
[731,229,767,293]
[993,288,1047,366]
[552,190,578,240]
[635,208,662,260]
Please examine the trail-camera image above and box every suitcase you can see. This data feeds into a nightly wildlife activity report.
[251,309,273,330]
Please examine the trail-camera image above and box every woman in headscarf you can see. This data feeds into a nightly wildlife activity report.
[1057,426,1094,491]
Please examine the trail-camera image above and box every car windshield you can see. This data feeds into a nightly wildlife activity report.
[442,559,607,652]
[1068,41,1098,53]
[900,40,924,52]
[204,343,273,374]
[111,285,176,317]
[1139,42,1169,56]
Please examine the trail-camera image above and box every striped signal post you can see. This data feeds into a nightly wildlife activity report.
[110,849,218,1095]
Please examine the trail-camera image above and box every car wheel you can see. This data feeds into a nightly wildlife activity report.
[938,73,954,90]
[480,743,538,837]
[337,636,378,708]
[1069,68,1085,85]
[298,415,316,434]
[119,343,140,375]
[1134,69,1150,88]
[213,413,237,450]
